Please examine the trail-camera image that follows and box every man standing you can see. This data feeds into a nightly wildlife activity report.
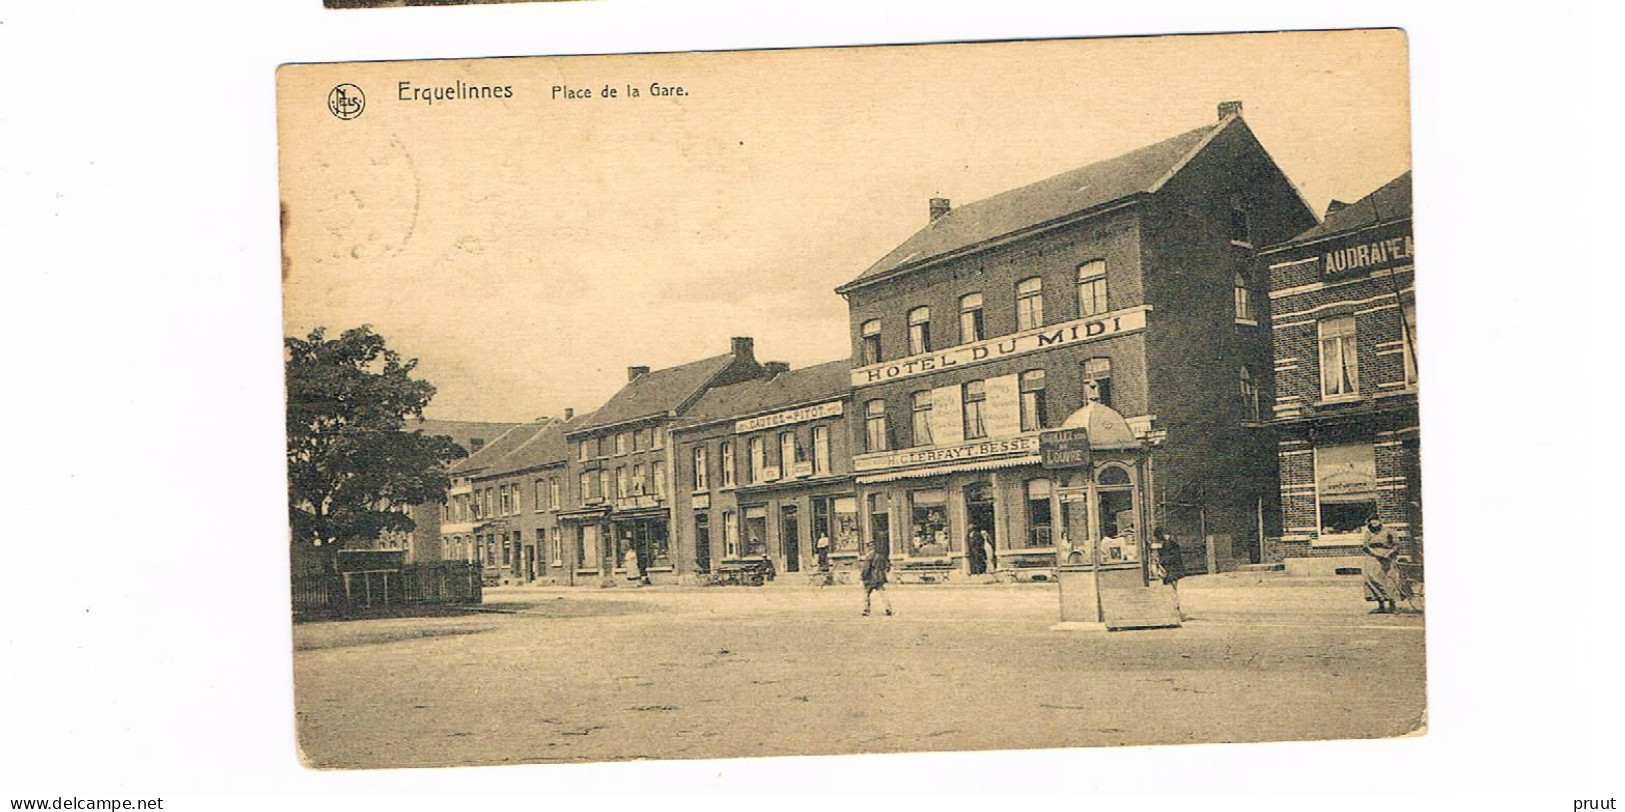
[860,548,893,617]
[815,532,832,572]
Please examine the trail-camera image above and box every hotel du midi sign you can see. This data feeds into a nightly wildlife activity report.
[849,305,1150,387]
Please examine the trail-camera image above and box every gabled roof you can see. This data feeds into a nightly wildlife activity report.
[571,354,737,433]
[1276,171,1412,247]
[407,418,519,457]
[479,410,596,478]
[679,359,851,428]
[839,117,1235,291]
[449,420,553,476]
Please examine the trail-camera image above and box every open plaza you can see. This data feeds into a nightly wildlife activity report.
[293,574,1425,769]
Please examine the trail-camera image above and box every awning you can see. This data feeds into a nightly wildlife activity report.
[856,454,1041,484]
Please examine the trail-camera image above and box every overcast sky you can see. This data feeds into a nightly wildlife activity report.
[279,30,1409,423]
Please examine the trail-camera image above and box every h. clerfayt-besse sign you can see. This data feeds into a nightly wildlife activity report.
[850,306,1149,387]
[853,436,1039,473]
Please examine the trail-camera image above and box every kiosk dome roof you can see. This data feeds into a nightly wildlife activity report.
[1059,401,1140,450]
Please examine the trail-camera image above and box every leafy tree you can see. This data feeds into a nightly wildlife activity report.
[286,326,467,571]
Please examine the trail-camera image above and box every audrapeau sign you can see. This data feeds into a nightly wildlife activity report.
[850,306,1150,387]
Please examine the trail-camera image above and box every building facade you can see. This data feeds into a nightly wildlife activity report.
[834,103,1318,579]
[439,412,590,585]
[1260,172,1419,574]
[669,360,859,581]
[559,337,764,585]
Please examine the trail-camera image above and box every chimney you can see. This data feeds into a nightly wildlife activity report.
[627,366,650,381]
[764,361,791,378]
[929,197,951,222]
[563,407,575,421]
[730,336,755,360]
[1325,199,1350,217]
[1217,100,1243,120]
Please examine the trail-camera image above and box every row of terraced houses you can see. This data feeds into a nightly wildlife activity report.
[400,102,1420,585]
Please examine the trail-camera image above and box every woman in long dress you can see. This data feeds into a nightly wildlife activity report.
[1360,518,1410,613]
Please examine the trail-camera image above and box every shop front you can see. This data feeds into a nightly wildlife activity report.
[726,480,859,580]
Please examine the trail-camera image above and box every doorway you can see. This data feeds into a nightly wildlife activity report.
[781,505,801,572]
[694,513,711,573]
[965,482,996,573]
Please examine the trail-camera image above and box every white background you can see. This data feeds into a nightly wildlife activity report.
[0,1,1618,809]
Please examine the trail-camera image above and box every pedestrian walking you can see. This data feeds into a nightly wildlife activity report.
[1154,527,1183,586]
[860,548,893,617]
[1361,517,1411,613]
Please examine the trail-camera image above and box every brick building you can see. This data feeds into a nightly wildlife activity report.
[834,103,1318,578]
[438,411,591,584]
[668,360,858,581]
[1260,172,1419,574]
[559,338,764,585]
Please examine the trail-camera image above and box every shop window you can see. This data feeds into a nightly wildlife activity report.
[908,306,932,355]
[743,506,769,556]
[907,489,950,558]
[1077,260,1108,317]
[720,442,736,487]
[1319,315,1359,398]
[1315,443,1378,538]
[865,399,889,452]
[814,496,860,553]
[959,293,984,344]
[1095,464,1138,563]
[861,319,883,365]
[962,380,987,440]
[1241,365,1261,422]
[748,436,765,483]
[693,446,709,490]
[1230,194,1251,246]
[722,510,739,557]
[1234,271,1256,323]
[812,426,831,475]
[1082,357,1113,406]
[1026,478,1054,548]
[1019,369,1047,432]
[501,536,512,566]
[1403,303,1418,388]
[1016,277,1044,330]
[910,390,934,447]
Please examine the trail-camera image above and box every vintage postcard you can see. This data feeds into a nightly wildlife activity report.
[279,30,1422,770]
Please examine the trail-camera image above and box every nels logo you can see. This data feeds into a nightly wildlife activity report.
[327,83,365,120]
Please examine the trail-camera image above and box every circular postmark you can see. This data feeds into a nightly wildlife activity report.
[327,84,366,120]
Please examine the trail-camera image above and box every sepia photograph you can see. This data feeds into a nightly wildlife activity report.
[277,30,1422,770]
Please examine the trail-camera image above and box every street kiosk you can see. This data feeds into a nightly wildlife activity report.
[1044,389,1182,631]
